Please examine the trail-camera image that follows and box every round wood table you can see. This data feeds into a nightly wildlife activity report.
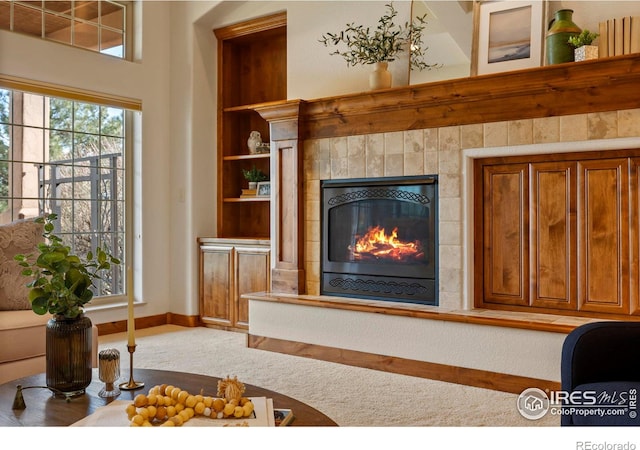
[0,368,337,426]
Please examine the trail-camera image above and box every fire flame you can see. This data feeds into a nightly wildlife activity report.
[350,226,423,262]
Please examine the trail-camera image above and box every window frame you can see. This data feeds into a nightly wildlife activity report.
[0,75,140,306]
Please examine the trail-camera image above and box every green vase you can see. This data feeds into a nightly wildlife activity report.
[546,9,581,65]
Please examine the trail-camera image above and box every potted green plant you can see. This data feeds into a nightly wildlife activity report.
[242,165,268,190]
[568,29,600,62]
[319,2,438,90]
[14,213,121,396]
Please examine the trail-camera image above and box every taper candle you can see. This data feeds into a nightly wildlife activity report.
[127,267,135,346]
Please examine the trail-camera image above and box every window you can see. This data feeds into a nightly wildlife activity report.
[0,1,128,58]
[0,84,137,300]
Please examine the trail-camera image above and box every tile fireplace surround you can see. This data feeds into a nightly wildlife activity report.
[246,56,640,392]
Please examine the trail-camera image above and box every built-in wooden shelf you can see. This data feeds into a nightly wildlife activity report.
[223,153,270,161]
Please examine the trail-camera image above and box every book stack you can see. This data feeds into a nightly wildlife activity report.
[241,188,257,197]
[599,16,640,57]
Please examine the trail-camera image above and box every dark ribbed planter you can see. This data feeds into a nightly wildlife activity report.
[46,313,92,397]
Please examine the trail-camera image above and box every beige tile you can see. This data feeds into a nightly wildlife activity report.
[484,121,508,147]
[439,149,461,175]
[439,197,461,222]
[384,131,404,154]
[423,128,438,152]
[404,129,424,153]
[618,109,640,137]
[404,151,424,176]
[438,173,461,198]
[439,245,462,269]
[305,219,320,243]
[508,119,533,145]
[304,157,319,181]
[331,157,348,178]
[560,114,588,141]
[303,139,318,160]
[305,199,320,221]
[348,155,366,178]
[424,150,438,174]
[317,158,332,180]
[533,116,560,143]
[588,111,618,140]
[317,138,331,160]
[384,153,404,176]
[366,133,385,155]
[439,267,463,293]
[366,154,384,178]
[439,220,462,246]
[306,261,320,283]
[460,123,483,149]
[438,126,460,151]
[306,280,321,296]
[330,136,348,159]
[347,135,365,157]
[305,239,320,263]
[438,291,463,310]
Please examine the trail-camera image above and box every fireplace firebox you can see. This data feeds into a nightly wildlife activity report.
[321,175,438,305]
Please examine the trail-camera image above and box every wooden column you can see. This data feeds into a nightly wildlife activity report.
[256,100,306,294]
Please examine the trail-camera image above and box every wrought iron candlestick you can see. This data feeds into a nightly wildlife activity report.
[119,344,144,390]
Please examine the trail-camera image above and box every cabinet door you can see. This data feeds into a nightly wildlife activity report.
[199,245,234,327]
[482,163,529,306]
[234,246,271,329]
[577,159,629,314]
[530,162,577,310]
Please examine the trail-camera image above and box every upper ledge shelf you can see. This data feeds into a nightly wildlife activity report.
[259,54,640,141]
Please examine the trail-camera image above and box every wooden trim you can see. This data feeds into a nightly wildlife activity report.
[0,74,142,110]
[95,313,201,336]
[247,334,560,394]
[213,11,286,40]
[245,291,588,334]
[298,54,640,140]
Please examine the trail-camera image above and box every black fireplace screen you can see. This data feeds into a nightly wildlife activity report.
[321,175,438,305]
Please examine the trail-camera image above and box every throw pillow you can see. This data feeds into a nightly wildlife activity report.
[0,217,44,311]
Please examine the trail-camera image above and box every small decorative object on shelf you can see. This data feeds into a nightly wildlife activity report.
[257,181,271,197]
[319,2,439,90]
[568,29,600,62]
[247,131,262,155]
[241,165,268,193]
[546,9,582,65]
[256,143,270,154]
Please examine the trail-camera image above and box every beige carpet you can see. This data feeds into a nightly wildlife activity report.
[98,325,559,427]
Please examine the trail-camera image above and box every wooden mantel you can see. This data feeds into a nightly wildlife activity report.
[300,54,640,140]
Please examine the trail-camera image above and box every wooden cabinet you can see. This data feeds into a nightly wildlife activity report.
[214,12,286,239]
[199,238,270,330]
[475,150,640,318]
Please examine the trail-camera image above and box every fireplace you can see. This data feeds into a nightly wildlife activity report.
[321,175,438,305]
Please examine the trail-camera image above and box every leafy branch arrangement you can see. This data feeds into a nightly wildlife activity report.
[568,30,600,48]
[14,214,121,319]
[319,2,438,70]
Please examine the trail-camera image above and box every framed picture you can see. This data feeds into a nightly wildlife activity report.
[471,1,546,76]
[256,181,271,197]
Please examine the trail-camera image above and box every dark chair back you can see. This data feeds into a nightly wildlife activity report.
[560,321,640,425]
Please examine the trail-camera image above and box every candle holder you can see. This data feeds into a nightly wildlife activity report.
[119,344,144,390]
